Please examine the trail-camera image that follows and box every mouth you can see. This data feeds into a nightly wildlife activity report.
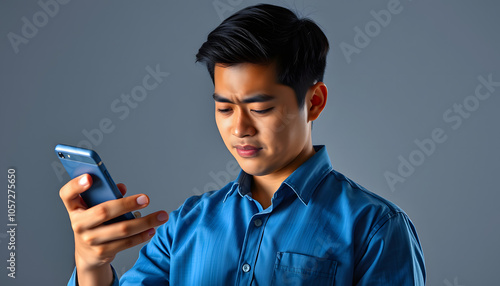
[234,145,262,158]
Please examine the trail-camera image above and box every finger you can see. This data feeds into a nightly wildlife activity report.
[116,183,127,196]
[59,174,93,212]
[79,194,152,229]
[81,211,169,245]
[93,227,158,257]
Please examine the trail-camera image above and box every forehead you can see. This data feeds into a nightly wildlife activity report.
[213,63,290,99]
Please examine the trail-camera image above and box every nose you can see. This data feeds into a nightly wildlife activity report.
[232,109,256,138]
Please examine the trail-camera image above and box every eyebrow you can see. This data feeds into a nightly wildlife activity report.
[212,93,275,104]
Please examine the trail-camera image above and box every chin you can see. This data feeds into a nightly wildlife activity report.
[237,160,274,176]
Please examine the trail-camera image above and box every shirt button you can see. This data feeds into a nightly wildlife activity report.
[254,219,262,227]
[242,263,251,273]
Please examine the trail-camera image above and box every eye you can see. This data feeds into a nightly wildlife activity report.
[251,107,274,114]
[217,108,232,114]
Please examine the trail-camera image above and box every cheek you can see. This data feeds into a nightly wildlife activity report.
[257,111,302,150]
[216,116,232,144]
[264,107,303,137]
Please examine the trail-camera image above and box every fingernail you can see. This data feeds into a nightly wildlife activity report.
[148,228,155,237]
[79,176,88,186]
[136,195,148,205]
[157,212,169,222]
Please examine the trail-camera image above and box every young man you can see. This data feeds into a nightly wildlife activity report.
[62,4,425,285]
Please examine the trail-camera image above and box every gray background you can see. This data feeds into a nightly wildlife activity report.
[1,0,498,285]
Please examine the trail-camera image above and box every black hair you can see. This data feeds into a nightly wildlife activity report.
[195,3,329,109]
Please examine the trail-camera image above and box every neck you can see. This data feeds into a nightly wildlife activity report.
[251,144,316,209]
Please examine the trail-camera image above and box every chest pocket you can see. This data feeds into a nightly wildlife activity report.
[271,252,337,285]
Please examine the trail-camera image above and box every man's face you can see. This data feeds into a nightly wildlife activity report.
[213,63,312,177]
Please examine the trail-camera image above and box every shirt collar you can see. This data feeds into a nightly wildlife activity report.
[223,145,333,205]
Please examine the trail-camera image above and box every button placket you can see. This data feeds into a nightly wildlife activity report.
[236,208,271,284]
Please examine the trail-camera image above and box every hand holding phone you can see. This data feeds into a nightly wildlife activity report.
[56,144,169,286]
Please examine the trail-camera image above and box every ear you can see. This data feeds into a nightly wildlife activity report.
[306,82,328,122]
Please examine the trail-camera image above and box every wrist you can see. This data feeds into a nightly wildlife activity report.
[75,252,114,286]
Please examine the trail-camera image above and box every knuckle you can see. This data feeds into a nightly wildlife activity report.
[117,223,131,236]
[59,188,65,200]
[72,222,84,234]
[94,246,107,257]
[59,186,70,201]
[94,205,109,221]
[81,234,96,246]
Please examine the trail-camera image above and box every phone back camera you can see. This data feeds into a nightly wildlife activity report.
[58,152,65,159]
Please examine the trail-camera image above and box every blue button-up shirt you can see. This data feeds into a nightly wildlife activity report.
[68,145,425,285]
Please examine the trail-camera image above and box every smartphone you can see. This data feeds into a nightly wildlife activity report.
[55,144,135,224]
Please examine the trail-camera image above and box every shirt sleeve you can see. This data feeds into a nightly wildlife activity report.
[118,222,172,285]
[354,211,426,286]
[66,265,120,286]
